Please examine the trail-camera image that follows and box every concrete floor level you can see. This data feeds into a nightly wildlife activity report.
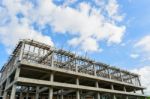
[0,39,147,99]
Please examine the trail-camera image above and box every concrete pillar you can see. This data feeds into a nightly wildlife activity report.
[134,89,136,93]
[75,60,78,72]
[137,77,141,86]
[141,89,144,94]
[57,94,59,99]
[61,89,63,99]
[36,86,39,99]
[76,90,80,99]
[111,84,114,90]
[50,72,54,81]
[76,77,79,85]
[56,91,59,99]
[113,94,116,99]
[95,81,100,99]
[95,81,99,88]
[0,85,3,96]
[48,72,54,99]
[51,52,54,67]
[126,96,128,99]
[19,92,23,99]
[96,93,100,99]
[129,75,133,84]
[120,71,123,82]
[123,86,126,92]
[108,69,111,79]
[94,65,96,76]
[26,92,29,99]
[67,96,70,99]
[76,77,80,99]
[19,42,25,61]
[3,77,10,99]
[9,67,20,99]
[81,95,84,99]
[26,87,29,99]
[10,84,16,99]
[3,91,7,99]
[14,67,21,80]
[48,87,53,99]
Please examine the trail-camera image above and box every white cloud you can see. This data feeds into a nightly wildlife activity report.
[0,0,125,52]
[130,53,139,59]
[135,35,150,54]
[68,37,103,52]
[0,0,54,51]
[132,66,150,95]
[106,0,124,21]
[134,35,150,61]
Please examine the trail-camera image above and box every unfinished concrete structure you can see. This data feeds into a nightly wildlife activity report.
[0,39,147,99]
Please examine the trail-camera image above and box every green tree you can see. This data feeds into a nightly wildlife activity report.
[147,97,150,99]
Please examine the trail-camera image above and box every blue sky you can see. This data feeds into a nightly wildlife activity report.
[0,0,150,94]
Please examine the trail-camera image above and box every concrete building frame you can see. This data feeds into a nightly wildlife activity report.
[0,39,147,99]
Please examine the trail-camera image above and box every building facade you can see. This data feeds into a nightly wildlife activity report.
[0,39,147,99]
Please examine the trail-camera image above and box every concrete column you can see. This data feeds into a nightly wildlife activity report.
[48,87,53,99]
[76,77,79,85]
[126,96,128,99]
[76,90,80,99]
[93,65,96,76]
[19,92,23,99]
[26,92,29,99]
[57,93,59,99]
[134,89,136,93]
[113,94,116,99]
[61,89,63,99]
[19,42,25,61]
[75,60,78,72]
[36,86,39,99]
[95,81,100,99]
[3,77,10,99]
[48,72,54,99]
[10,84,16,99]
[67,96,69,99]
[111,84,114,90]
[56,90,59,99]
[0,85,3,96]
[96,93,100,99]
[137,77,141,86]
[3,91,7,99]
[76,77,80,99]
[129,75,133,84]
[9,67,20,99]
[108,69,111,79]
[50,72,54,82]
[120,71,123,82]
[123,86,126,92]
[81,95,84,99]
[51,52,54,67]
[14,67,21,80]
[141,89,144,94]
[26,87,29,99]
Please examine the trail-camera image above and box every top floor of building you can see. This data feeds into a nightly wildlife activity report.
[0,39,145,89]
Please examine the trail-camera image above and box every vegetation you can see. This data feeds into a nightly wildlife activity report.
[147,97,150,99]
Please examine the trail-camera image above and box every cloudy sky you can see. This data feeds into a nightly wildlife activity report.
[0,0,150,95]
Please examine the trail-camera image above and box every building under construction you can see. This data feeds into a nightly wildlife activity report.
[0,39,147,99]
